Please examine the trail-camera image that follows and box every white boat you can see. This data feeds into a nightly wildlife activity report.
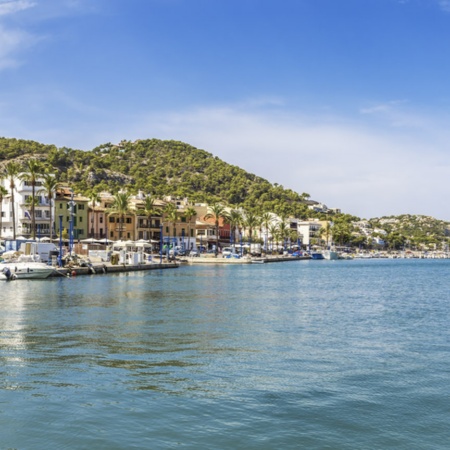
[251,258,265,264]
[323,250,339,260]
[0,255,55,280]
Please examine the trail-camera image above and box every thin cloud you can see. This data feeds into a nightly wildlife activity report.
[3,98,450,220]
[438,0,450,12]
[0,0,35,16]
[102,101,450,220]
[0,1,36,69]
[0,25,33,69]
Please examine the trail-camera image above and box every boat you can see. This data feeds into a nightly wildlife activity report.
[310,251,324,260]
[323,249,339,260]
[0,255,55,280]
[251,258,265,264]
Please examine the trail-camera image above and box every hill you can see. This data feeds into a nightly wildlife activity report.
[1,136,450,248]
[0,137,315,218]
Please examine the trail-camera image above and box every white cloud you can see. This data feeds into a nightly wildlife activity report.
[121,103,450,220]
[0,1,36,69]
[0,25,33,69]
[2,95,450,220]
[0,0,35,16]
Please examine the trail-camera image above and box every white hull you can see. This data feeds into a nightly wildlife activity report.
[1,263,55,280]
[323,250,339,260]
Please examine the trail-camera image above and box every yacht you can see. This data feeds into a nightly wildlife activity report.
[1,255,55,280]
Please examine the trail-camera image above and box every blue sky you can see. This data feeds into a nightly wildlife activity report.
[1,0,450,220]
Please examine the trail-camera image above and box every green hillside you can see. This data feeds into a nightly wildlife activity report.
[0,137,314,218]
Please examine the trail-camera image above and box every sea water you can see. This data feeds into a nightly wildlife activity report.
[0,259,449,449]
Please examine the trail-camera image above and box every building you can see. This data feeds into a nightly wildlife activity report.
[1,175,53,239]
[54,188,90,241]
[297,219,326,247]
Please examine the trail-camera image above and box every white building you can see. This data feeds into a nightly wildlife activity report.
[297,219,324,247]
[1,176,54,239]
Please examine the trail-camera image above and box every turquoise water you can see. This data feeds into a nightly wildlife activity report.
[1,259,449,449]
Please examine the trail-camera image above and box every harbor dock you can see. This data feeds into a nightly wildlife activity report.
[50,260,179,277]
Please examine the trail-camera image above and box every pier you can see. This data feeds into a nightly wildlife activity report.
[50,260,179,277]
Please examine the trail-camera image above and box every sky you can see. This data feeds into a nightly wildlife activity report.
[1,0,450,220]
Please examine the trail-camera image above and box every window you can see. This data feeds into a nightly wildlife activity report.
[126,218,132,224]
[78,204,85,210]
[181,216,186,223]
[100,216,103,224]
[60,204,63,209]
[79,217,83,223]
[109,217,115,223]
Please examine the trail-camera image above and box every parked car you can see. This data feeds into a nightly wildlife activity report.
[222,247,233,257]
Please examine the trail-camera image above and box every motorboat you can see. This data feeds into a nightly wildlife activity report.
[251,258,265,264]
[0,255,55,280]
[310,251,324,260]
[323,249,339,260]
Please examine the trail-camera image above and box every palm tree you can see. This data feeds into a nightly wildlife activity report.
[204,203,229,256]
[226,209,242,249]
[38,174,61,239]
[268,224,279,254]
[0,184,8,239]
[278,221,290,252]
[163,202,178,260]
[88,192,100,238]
[109,191,131,240]
[260,212,273,252]
[140,195,157,241]
[184,206,197,254]
[4,161,21,240]
[20,159,44,240]
[320,222,332,248]
[243,210,259,250]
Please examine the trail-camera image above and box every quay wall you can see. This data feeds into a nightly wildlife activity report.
[51,261,179,277]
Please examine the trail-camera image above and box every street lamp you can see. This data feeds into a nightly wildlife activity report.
[58,215,63,267]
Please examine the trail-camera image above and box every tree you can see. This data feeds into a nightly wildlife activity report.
[163,202,178,260]
[226,209,243,249]
[109,191,131,240]
[184,206,197,253]
[260,212,273,252]
[38,174,61,239]
[243,210,260,246]
[88,192,101,238]
[0,185,8,239]
[268,224,279,254]
[20,159,44,239]
[320,222,332,247]
[204,203,229,256]
[278,221,290,251]
[137,194,157,241]
[4,161,21,240]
